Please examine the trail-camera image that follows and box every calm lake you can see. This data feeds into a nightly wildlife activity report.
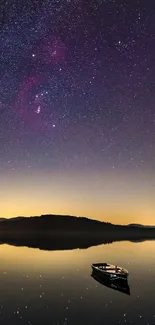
[0,240,155,325]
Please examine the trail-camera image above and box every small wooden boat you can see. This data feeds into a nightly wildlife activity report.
[91,263,129,280]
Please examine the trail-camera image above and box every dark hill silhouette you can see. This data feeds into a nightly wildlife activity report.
[128,223,155,228]
[0,214,110,232]
[0,214,155,251]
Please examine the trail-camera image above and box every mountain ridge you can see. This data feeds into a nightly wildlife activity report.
[0,214,154,233]
[0,214,155,251]
[0,215,154,228]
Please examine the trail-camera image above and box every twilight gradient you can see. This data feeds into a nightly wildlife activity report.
[0,0,155,224]
[1,168,154,225]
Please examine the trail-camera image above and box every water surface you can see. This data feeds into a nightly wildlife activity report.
[0,240,155,324]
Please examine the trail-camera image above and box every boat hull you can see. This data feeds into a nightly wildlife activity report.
[91,271,130,295]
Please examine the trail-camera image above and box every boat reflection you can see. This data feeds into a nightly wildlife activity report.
[91,271,130,295]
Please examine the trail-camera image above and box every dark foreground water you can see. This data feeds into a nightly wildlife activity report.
[0,240,155,325]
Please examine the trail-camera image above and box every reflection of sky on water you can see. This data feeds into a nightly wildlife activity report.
[0,241,155,324]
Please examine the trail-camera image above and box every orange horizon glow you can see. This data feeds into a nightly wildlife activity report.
[0,167,154,225]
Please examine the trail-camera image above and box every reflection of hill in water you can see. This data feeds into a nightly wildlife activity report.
[0,235,154,251]
[0,215,155,251]
[0,236,110,251]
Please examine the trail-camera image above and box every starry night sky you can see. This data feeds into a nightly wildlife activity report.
[0,0,155,224]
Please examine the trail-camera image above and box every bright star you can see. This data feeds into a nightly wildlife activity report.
[36,106,41,114]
